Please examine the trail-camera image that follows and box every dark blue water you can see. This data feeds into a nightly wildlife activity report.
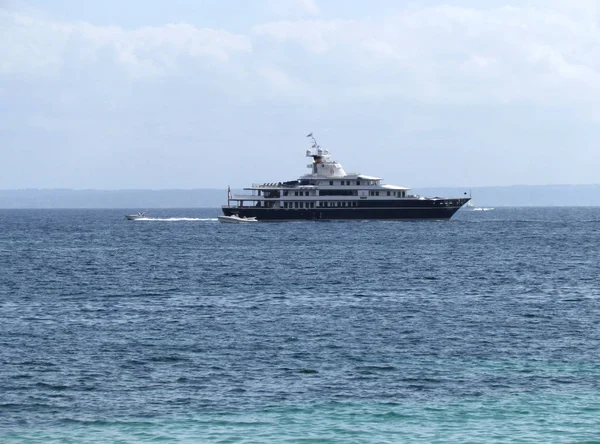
[1,208,600,442]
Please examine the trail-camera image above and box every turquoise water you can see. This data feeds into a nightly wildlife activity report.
[5,394,600,443]
[1,208,600,443]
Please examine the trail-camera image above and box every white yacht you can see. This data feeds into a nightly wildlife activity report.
[222,134,470,221]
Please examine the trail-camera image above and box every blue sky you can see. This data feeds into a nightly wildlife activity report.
[2,0,600,189]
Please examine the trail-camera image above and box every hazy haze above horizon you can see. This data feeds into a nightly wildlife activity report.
[2,0,600,189]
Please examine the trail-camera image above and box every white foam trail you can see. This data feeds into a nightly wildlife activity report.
[135,217,218,222]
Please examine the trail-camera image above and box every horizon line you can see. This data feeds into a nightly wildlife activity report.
[2,184,600,192]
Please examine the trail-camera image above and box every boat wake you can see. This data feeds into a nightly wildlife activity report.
[132,217,218,222]
[471,207,495,212]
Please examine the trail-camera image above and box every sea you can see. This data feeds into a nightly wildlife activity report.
[1,207,600,443]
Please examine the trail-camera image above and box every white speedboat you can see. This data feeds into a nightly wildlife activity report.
[217,214,258,223]
[462,201,494,212]
[125,212,146,220]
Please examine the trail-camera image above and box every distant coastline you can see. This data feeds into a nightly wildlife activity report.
[1,185,599,209]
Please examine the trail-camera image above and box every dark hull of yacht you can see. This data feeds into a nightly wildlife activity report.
[222,198,470,221]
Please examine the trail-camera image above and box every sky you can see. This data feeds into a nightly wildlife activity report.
[2,0,600,189]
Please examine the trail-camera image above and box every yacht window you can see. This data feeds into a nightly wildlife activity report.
[329,181,333,186]
[387,191,390,196]
[376,191,379,196]
[357,181,361,185]
[305,191,309,196]
[294,202,298,208]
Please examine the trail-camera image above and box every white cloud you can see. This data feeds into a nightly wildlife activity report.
[252,4,600,105]
[253,19,355,53]
[0,10,252,78]
[4,3,600,106]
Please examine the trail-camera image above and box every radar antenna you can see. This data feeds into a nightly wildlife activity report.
[306,132,319,149]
